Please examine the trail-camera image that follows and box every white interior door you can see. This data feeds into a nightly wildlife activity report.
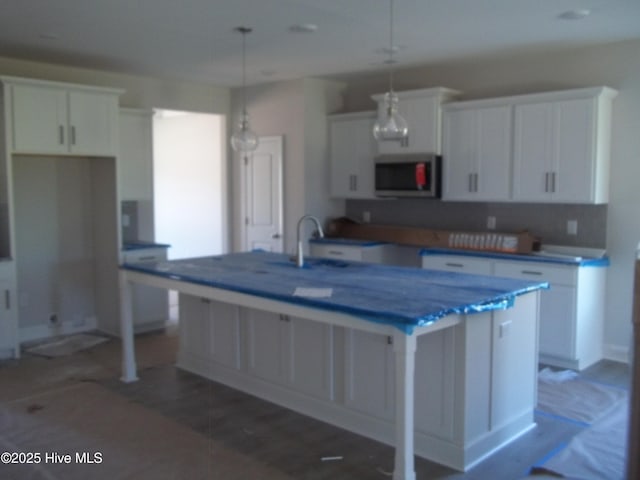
[243,136,284,253]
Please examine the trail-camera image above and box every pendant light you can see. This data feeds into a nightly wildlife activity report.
[372,0,408,142]
[230,26,259,153]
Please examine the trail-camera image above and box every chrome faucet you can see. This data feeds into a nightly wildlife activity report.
[296,215,324,267]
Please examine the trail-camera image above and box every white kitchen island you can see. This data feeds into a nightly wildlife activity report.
[119,251,546,478]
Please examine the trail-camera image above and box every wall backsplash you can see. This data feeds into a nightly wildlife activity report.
[345,200,607,249]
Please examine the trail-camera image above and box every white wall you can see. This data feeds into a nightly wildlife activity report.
[341,38,640,360]
[153,111,225,259]
[230,78,345,254]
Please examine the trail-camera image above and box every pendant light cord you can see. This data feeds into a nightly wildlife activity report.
[242,29,247,117]
[388,0,395,95]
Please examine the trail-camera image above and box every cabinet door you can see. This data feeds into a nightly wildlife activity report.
[513,102,554,202]
[344,329,395,420]
[552,98,596,203]
[443,105,511,201]
[377,95,440,154]
[442,108,476,200]
[538,285,577,359]
[119,110,154,201]
[123,249,169,330]
[288,316,333,400]
[329,113,376,199]
[178,294,212,360]
[0,279,17,358]
[209,300,241,370]
[246,308,288,384]
[68,90,117,156]
[10,84,68,154]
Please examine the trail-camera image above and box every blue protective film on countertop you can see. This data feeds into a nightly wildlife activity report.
[310,237,388,247]
[123,242,171,251]
[419,247,609,267]
[122,251,548,334]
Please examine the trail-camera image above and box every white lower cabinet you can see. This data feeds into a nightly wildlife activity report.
[246,309,334,400]
[344,329,395,420]
[122,248,169,332]
[423,254,605,370]
[178,294,241,371]
[176,290,538,470]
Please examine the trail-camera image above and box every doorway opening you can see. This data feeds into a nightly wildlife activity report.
[153,109,226,322]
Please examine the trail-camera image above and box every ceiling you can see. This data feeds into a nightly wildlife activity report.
[1,0,639,87]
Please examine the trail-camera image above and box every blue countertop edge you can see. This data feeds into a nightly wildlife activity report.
[419,247,609,267]
[123,242,171,251]
[310,237,388,247]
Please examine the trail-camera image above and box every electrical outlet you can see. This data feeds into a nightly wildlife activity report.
[567,219,578,235]
[362,211,371,223]
[487,216,496,230]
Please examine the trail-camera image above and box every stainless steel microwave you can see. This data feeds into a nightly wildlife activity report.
[374,154,441,198]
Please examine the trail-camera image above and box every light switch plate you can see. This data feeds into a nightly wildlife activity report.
[567,220,578,235]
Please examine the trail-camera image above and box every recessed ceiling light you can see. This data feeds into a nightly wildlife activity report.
[558,9,591,20]
[289,23,318,33]
[375,45,406,55]
[39,33,59,40]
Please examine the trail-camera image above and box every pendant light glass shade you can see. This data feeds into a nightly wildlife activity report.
[373,91,408,140]
[230,27,259,153]
[231,112,259,152]
[373,0,408,142]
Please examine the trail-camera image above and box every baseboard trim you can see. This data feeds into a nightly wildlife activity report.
[603,343,630,364]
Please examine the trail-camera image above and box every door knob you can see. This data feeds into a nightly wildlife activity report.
[272,233,281,239]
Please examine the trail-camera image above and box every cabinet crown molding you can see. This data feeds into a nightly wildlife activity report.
[0,75,124,96]
[371,86,460,102]
[443,86,618,110]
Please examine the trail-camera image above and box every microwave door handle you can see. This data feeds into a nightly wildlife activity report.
[415,163,426,190]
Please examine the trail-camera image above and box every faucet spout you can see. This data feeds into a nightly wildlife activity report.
[296,215,324,268]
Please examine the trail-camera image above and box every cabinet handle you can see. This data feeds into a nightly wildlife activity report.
[327,250,344,256]
[4,290,10,309]
[520,270,543,276]
[200,298,211,304]
[544,172,549,193]
[468,173,473,193]
[59,125,65,145]
[551,172,556,193]
[445,262,464,268]
[387,335,393,345]
[137,256,157,261]
[279,314,290,322]
[353,175,358,191]
[474,173,479,192]
[71,126,76,145]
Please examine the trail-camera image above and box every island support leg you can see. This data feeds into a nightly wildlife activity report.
[392,331,417,480]
[119,271,139,383]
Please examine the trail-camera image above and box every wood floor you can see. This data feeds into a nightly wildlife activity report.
[1,329,631,479]
[99,332,630,480]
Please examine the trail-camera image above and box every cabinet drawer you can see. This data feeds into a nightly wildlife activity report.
[122,248,167,263]
[494,261,577,286]
[422,255,492,276]
[310,244,363,262]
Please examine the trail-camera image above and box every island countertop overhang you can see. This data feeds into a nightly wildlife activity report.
[121,251,548,334]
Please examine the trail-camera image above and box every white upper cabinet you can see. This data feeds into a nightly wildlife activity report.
[513,87,617,204]
[371,87,460,154]
[329,111,377,199]
[118,109,154,201]
[3,76,122,157]
[442,104,512,201]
